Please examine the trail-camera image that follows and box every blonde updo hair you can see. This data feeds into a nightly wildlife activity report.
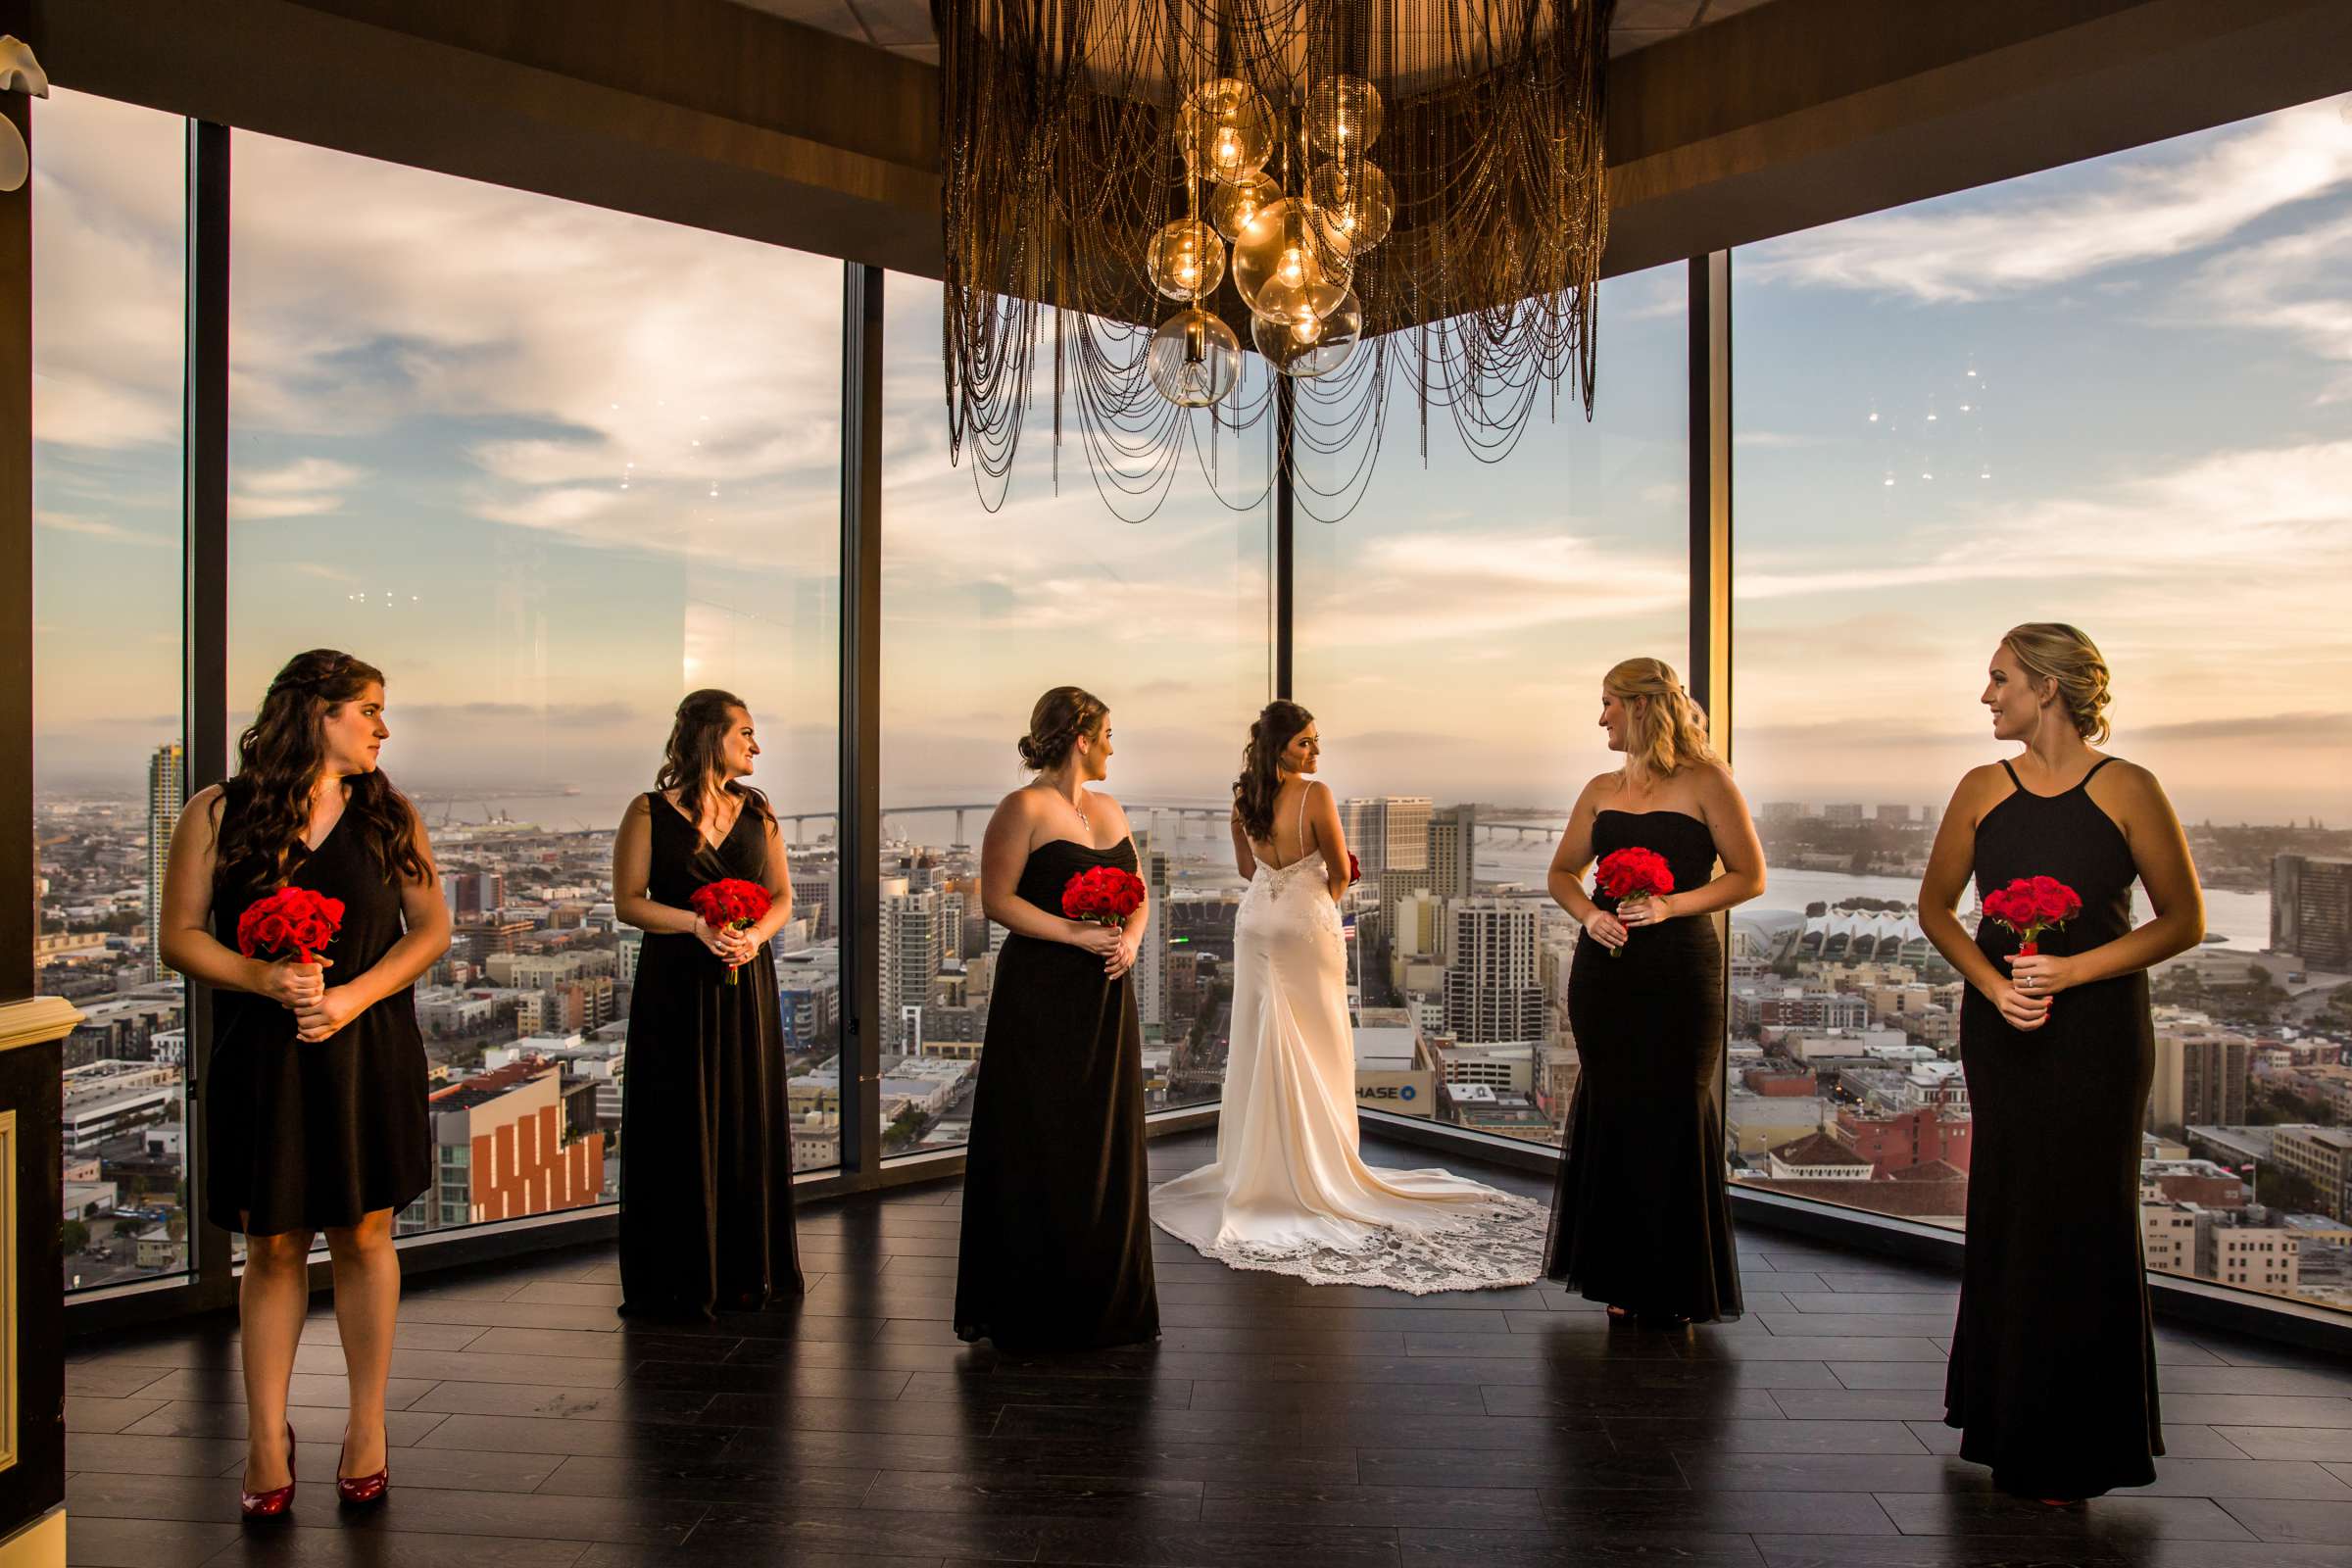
[1017,685,1108,771]
[1604,657,1721,777]
[2001,622,2112,743]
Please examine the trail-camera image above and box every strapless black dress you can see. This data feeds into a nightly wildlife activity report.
[1544,808,1740,1323]
[954,837,1158,1350]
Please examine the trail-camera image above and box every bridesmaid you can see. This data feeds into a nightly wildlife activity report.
[1922,624,2201,1501]
[1544,658,1764,1326]
[158,650,448,1516]
[612,689,803,1318]
[955,686,1159,1349]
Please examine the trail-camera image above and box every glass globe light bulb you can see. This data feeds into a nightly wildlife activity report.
[1250,286,1362,379]
[1231,199,1350,314]
[1306,75,1385,155]
[1210,173,1281,241]
[1145,218,1225,303]
[1148,308,1242,408]
[1179,77,1274,187]
[1308,160,1395,254]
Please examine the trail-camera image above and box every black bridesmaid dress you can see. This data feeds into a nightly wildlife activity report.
[1545,809,1741,1323]
[205,808,430,1235]
[618,794,803,1318]
[1946,757,2161,1497]
[955,837,1158,1350]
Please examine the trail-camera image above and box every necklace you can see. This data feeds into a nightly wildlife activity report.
[1047,779,1091,839]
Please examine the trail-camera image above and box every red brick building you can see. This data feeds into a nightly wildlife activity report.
[1837,1104,1973,1176]
[415,1058,605,1231]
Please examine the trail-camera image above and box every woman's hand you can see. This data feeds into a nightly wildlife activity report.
[1105,929,1143,979]
[2005,951,2078,999]
[1583,909,1630,952]
[1618,893,1675,929]
[1988,976,2054,1031]
[691,915,738,961]
[251,956,330,1009]
[1065,920,1123,960]
[293,985,364,1044]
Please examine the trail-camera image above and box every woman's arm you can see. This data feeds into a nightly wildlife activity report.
[2009,763,2205,997]
[157,786,304,1001]
[295,810,454,1043]
[1306,782,1349,903]
[1230,805,1257,881]
[1096,793,1150,979]
[979,793,1114,956]
[1919,767,2050,1032]
[1545,778,1623,941]
[1632,765,1766,924]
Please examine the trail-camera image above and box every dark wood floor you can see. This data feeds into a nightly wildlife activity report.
[60,1128,2352,1568]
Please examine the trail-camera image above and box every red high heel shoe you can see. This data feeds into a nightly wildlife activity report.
[336,1425,390,1508]
[239,1423,297,1520]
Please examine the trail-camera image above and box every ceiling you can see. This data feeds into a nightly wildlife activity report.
[723,0,1782,69]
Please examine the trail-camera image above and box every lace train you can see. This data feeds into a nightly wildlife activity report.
[1159,1185,1550,1296]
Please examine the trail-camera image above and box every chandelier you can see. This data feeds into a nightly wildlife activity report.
[936,0,1616,521]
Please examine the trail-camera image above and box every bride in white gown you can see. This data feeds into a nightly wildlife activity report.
[1151,702,1546,1294]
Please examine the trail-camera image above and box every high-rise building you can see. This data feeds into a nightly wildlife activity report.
[406,1059,604,1233]
[1135,845,1170,1034]
[446,870,505,919]
[1345,796,1432,880]
[789,855,838,942]
[146,741,184,980]
[1443,897,1544,1044]
[2273,855,2352,970]
[2150,1022,2251,1131]
[880,877,943,1051]
[1426,805,1476,903]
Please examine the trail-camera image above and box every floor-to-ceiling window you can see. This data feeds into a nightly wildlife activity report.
[1293,265,1691,1149]
[33,90,192,1291]
[225,130,845,1241]
[1733,95,2352,1312]
[876,273,1274,1152]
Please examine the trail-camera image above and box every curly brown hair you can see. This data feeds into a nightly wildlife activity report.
[655,689,774,832]
[1233,700,1314,843]
[213,650,431,906]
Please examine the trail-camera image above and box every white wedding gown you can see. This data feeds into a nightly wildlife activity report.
[1150,838,1547,1294]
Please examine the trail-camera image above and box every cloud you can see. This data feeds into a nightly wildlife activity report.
[34,511,167,545]
[2197,208,2352,400]
[231,458,367,520]
[1745,100,2352,302]
[398,700,639,727]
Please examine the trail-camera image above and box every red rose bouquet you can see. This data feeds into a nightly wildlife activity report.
[689,877,772,985]
[1981,874,2082,957]
[1348,851,1361,886]
[1062,864,1146,927]
[1592,847,1676,958]
[236,886,346,966]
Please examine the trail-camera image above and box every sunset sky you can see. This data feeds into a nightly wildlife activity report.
[30,87,2352,829]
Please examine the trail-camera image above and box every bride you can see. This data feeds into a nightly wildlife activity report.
[1151,701,1545,1293]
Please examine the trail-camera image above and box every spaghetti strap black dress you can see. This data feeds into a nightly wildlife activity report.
[204,808,430,1236]
[1946,756,2161,1497]
[618,794,803,1318]
[1545,808,1741,1323]
[955,837,1158,1351]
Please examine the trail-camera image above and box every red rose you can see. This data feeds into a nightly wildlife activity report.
[1347,851,1361,886]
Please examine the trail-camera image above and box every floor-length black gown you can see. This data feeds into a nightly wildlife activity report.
[206,810,430,1235]
[1946,757,2161,1497]
[618,795,802,1318]
[1545,809,1741,1322]
[955,838,1158,1350]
